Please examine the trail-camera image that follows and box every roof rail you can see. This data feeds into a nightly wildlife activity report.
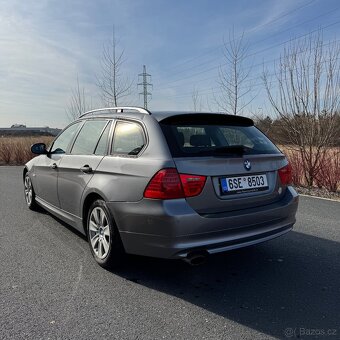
[79,106,151,118]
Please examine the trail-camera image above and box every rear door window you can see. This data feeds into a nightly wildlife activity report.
[71,120,107,155]
[112,121,145,156]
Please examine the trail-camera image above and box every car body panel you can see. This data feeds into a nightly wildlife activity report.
[85,156,175,203]
[31,153,63,207]
[107,186,298,258]
[175,153,287,214]
[57,154,104,216]
[35,196,83,229]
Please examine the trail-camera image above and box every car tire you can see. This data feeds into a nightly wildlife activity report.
[24,173,39,211]
[87,199,125,269]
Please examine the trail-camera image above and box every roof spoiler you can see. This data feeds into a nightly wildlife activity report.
[159,113,254,126]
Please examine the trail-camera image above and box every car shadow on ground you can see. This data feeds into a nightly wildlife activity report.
[43,207,339,339]
[111,231,340,339]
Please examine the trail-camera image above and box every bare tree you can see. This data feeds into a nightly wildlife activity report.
[252,113,273,135]
[97,26,132,106]
[263,32,340,187]
[216,29,254,115]
[66,76,92,121]
[192,87,202,112]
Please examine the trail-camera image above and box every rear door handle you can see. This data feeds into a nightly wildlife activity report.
[51,163,58,169]
[80,165,93,174]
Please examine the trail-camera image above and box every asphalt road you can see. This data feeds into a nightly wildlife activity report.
[1,166,339,340]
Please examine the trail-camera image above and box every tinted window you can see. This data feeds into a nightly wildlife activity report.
[71,120,107,155]
[220,127,254,148]
[160,118,280,157]
[95,121,111,155]
[112,121,145,156]
[50,122,81,154]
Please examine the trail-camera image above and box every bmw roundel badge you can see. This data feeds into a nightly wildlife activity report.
[244,159,251,171]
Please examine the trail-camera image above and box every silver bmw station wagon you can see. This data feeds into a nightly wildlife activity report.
[24,107,298,268]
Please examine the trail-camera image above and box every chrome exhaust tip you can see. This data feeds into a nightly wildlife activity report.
[183,251,208,266]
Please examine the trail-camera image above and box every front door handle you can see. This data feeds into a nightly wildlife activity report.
[80,165,93,174]
[51,163,58,169]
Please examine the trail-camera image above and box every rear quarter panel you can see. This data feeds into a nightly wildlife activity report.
[81,115,174,208]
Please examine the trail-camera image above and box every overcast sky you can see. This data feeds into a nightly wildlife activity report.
[0,0,339,128]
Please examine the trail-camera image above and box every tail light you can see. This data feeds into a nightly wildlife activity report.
[278,163,292,185]
[144,168,206,199]
[179,173,207,197]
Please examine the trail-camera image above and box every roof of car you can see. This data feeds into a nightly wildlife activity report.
[77,108,253,125]
[150,111,252,123]
[151,111,202,121]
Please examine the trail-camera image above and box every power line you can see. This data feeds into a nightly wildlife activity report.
[138,65,152,109]
[153,0,317,78]
[155,37,340,94]
[154,17,340,89]
[158,53,340,100]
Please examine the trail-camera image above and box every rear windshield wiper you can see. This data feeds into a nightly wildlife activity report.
[183,145,253,157]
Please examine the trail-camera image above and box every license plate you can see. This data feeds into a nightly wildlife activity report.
[220,174,268,195]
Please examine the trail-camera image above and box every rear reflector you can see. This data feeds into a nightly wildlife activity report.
[278,163,292,185]
[179,174,207,197]
[144,168,206,199]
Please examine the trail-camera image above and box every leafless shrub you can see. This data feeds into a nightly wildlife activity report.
[287,151,304,187]
[315,149,340,192]
[66,76,92,121]
[263,32,340,187]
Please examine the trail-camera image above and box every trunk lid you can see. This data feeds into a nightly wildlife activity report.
[159,113,287,214]
[174,153,287,214]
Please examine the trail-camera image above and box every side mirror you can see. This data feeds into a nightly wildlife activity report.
[31,143,47,155]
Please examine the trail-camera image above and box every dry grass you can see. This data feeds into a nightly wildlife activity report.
[1,136,339,192]
[0,136,54,165]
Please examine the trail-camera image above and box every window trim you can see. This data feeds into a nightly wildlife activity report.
[69,119,110,156]
[110,119,148,158]
[94,120,112,156]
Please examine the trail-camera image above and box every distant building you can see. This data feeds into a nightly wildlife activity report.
[11,124,26,128]
[0,125,61,137]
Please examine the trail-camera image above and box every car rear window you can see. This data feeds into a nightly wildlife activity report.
[160,114,280,157]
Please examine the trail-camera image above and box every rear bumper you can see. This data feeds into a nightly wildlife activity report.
[107,187,299,259]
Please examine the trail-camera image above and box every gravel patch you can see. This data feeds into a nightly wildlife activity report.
[295,186,340,201]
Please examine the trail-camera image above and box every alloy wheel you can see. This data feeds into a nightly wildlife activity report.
[88,207,111,259]
[24,176,33,206]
